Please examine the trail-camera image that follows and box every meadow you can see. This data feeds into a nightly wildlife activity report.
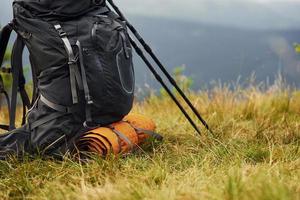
[0,78,299,200]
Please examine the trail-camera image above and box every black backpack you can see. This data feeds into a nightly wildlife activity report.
[0,0,135,159]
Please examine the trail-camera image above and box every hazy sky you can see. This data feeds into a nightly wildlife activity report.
[113,0,300,29]
[2,0,300,29]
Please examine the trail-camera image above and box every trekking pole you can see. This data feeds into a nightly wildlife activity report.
[129,36,201,135]
[107,0,213,134]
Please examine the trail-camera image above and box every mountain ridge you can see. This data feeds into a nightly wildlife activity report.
[129,16,300,88]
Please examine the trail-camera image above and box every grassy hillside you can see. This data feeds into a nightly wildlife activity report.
[0,81,299,200]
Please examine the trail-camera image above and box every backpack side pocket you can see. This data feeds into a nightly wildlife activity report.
[91,16,135,94]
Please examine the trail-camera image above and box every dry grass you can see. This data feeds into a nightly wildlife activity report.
[0,82,299,200]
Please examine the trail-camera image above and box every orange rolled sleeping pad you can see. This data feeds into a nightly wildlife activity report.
[77,114,162,157]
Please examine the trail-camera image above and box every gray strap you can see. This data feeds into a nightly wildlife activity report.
[76,41,93,124]
[40,94,81,113]
[125,121,164,141]
[26,95,40,118]
[40,94,81,114]
[30,112,66,130]
[54,24,75,61]
[110,126,134,150]
[54,24,83,104]
[40,94,70,113]
[135,128,163,141]
[42,134,67,154]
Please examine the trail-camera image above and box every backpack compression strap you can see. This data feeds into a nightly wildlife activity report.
[76,41,94,127]
[38,25,84,113]
[39,24,84,121]
[50,25,95,127]
[54,24,83,104]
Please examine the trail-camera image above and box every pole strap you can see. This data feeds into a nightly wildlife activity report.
[29,55,39,106]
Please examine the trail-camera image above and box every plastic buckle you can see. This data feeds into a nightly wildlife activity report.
[54,25,67,37]
[68,57,78,65]
[68,60,76,65]
[58,30,67,37]
[86,96,94,105]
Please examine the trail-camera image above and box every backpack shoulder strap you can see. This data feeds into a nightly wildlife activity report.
[0,24,13,131]
[0,23,31,131]
[0,75,11,131]
[9,35,31,130]
[0,24,13,67]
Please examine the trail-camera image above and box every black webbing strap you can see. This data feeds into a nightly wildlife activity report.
[17,54,31,126]
[9,36,31,130]
[9,36,24,130]
[19,82,31,110]
[0,125,9,131]
[0,24,13,67]
[0,75,11,131]
[76,41,93,125]
[0,24,13,130]
[29,55,39,106]
[19,67,31,114]
[54,24,83,104]
[0,78,10,100]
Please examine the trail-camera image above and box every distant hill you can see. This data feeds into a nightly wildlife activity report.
[130,16,300,88]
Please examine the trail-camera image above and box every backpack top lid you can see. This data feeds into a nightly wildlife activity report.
[13,0,106,17]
